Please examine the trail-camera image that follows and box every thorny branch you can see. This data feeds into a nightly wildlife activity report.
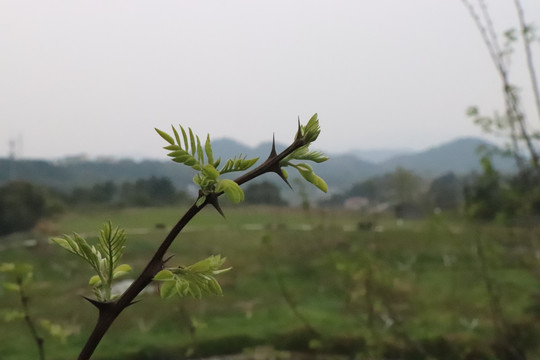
[77,126,309,360]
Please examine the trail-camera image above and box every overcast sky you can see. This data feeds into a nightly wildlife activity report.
[1,1,540,159]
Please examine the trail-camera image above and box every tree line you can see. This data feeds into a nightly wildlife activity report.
[0,177,288,236]
[319,168,463,217]
[0,177,188,236]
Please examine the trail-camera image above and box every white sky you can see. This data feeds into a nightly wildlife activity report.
[1,1,540,159]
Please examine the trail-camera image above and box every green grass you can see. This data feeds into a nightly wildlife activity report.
[1,207,539,359]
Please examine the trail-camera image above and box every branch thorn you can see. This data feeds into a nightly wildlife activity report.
[83,296,109,310]
[128,299,142,307]
[163,254,175,265]
[269,134,278,158]
[207,193,226,218]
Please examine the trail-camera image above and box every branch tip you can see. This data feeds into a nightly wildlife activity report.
[295,118,302,140]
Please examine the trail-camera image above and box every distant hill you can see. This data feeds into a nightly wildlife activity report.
[0,136,518,196]
[378,137,516,176]
[346,148,414,163]
[312,154,380,190]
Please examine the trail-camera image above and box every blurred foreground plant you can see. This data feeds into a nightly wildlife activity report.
[51,114,328,360]
[0,263,74,360]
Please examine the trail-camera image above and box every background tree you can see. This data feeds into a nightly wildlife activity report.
[120,176,180,206]
[462,0,540,171]
[0,182,46,236]
[464,157,506,220]
[428,172,463,211]
[244,181,287,206]
[389,167,424,205]
[348,178,382,202]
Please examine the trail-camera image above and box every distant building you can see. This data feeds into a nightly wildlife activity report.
[344,197,369,210]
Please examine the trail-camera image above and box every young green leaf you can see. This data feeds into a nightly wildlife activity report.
[216,179,244,203]
[180,126,189,150]
[154,269,175,281]
[202,164,220,181]
[97,222,127,280]
[112,264,132,279]
[293,163,328,193]
[113,264,132,273]
[157,255,230,299]
[189,128,196,156]
[89,275,101,286]
[196,195,206,207]
[172,126,181,146]
[188,255,224,273]
[205,134,214,164]
[155,128,175,145]
[160,281,177,299]
[51,222,132,301]
[220,156,259,174]
[196,136,204,164]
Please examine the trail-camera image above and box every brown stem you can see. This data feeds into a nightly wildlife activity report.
[17,277,45,360]
[462,0,538,170]
[77,133,308,360]
[514,0,540,126]
[504,83,540,169]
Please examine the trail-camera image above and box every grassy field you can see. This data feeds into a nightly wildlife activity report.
[1,205,539,360]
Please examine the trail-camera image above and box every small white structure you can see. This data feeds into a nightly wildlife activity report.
[344,197,369,210]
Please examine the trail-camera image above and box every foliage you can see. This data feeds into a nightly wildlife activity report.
[349,178,382,202]
[464,156,540,222]
[45,115,329,359]
[51,222,132,301]
[460,0,540,224]
[4,207,540,359]
[244,181,287,206]
[0,181,47,236]
[462,0,540,222]
[462,0,540,171]
[428,172,464,211]
[389,167,424,204]
[320,168,427,214]
[0,263,74,360]
[119,176,186,206]
[154,255,231,299]
[465,157,505,220]
[279,115,329,193]
[68,177,188,207]
[155,125,256,205]
[155,114,328,206]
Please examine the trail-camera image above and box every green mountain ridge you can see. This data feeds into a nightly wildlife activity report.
[0,137,516,194]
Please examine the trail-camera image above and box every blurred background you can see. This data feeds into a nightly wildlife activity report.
[2,1,540,359]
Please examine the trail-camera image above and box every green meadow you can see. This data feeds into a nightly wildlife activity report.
[1,206,539,359]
